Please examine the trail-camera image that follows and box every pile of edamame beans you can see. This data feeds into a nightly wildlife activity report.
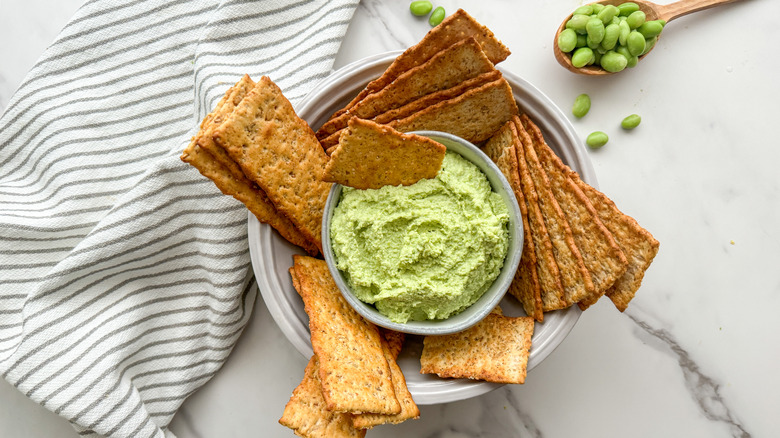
[558,2,665,73]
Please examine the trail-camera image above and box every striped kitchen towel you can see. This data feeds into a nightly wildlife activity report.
[0,0,359,437]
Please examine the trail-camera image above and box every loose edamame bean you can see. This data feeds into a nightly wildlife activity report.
[586,18,605,44]
[409,1,433,17]
[621,114,642,129]
[615,46,637,67]
[586,131,609,148]
[591,3,605,14]
[558,28,578,53]
[626,10,646,29]
[642,35,658,55]
[573,5,593,15]
[571,47,594,68]
[566,14,591,34]
[572,94,591,118]
[600,50,628,72]
[597,5,619,25]
[617,2,640,16]
[638,20,664,38]
[587,34,600,49]
[618,20,631,46]
[576,34,588,48]
[627,30,646,56]
[429,6,445,26]
[602,23,620,50]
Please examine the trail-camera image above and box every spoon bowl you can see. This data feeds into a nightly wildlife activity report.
[553,0,744,75]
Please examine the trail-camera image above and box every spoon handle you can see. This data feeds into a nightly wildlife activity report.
[656,0,745,22]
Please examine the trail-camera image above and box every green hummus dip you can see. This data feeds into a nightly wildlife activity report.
[330,151,509,323]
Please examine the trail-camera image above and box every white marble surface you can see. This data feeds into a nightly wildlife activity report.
[1,0,778,437]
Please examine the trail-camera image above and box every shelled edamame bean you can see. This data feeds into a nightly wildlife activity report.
[557,2,665,72]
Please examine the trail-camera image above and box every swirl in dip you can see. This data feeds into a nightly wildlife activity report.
[330,151,509,323]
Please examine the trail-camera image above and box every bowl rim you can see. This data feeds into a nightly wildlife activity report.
[321,131,524,336]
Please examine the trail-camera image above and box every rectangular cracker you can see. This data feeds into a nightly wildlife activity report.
[316,38,497,140]
[279,356,366,438]
[514,116,593,306]
[519,115,630,309]
[328,8,511,122]
[320,70,504,151]
[181,143,318,255]
[195,74,255,180]
[292,256,400,415]
[351,337,420,429]
[482,121,543,322]
[512,118,566,311]
[373,70,503,126]
[420,314,534,384]
[322,118,446,189]
[212,76,331,251]
[389,78,518,144]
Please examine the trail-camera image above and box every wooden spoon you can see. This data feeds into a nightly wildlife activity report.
[553,0,744,75]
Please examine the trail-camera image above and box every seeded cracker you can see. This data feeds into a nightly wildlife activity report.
[180,143,317,255]
[292,256,400,415]
[483,122,543,321]
[195,74,255,179]
[319,8,511,130]
[351,337,420,429]
[512,119,566,310]
[316,38,496,141]
[390,78,518,144]
[379,328,406,360]
[420,314,534,384]
[321,71,503,152]
[514,116,593,306]
[577,182,659,311]
[322,118,446,189]
[519,115,631,309]
[279,356,366,438]
[212,76,331,251]
[180,75,316,255]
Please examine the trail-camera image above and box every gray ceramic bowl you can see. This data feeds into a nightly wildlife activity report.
[321,131,524,336]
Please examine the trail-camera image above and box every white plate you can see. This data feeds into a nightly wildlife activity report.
[248,51,597,405]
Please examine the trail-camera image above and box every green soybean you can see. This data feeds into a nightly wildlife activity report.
[641,35,658,55]
[558,28,578,52]
[573,5,593,15]
[597,5,619,24]
[602,23,620,50]
[593,50,602,65]
[587,34,600,49]
[571,47,594,68]
[586,18,605,44]
[615,45,636,67]
[576,34,588,48]
[600,50,628,72]
[591,3,605,14]
[638,20,664,38]
[627,30,646,56]
[617,2,640,16]
[621,114,642,129]
[572,94,591,118]
[618,20,631,46]
[626,10,646,29]
[429,6,445,26]
[586,131,609,148]
[409,1,433,17]
[611,16,621,26]
[566,14,591,34]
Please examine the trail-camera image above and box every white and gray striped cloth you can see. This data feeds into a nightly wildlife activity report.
[0,1,359,436]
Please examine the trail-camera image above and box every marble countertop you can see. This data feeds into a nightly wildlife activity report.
[1,0,777,437]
